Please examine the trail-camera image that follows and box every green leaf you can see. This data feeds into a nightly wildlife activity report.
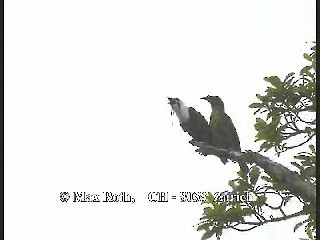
[197,222,211,231]
[291,162,302,170]
[259,141,273,151]
[294,155,311,161]
[303,53,312,62]
[255,195,267,207]
[302,167,315,179]
[205,192,216,205]
[294,221,304,232]
[203,207,215,218]
[264,76,282,88]
[309,145,315,153]
[265,87,278,96]
[261,176,273,183]
[300,66,312,75]
[256,94,265,101]
[229,180,237,190]
[249,166,260,186]
[254,118,267,131]
[256,132,268,141]
[305,70,314,78]
[304,127,314,135]
[201,229,215,240]
[287,93,301,105]
[249,103,262,108]
[306,228,314,240]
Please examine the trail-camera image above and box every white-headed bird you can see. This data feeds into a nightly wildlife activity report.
[168,97,212,144]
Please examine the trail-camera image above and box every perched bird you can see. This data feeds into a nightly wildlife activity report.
[201,95,249,173]
[168,97,212,144]
[168,96,248,173]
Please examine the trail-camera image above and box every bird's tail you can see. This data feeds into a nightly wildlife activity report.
[220,157,249,174]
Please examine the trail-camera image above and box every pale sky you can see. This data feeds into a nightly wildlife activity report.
[4,0,316,240]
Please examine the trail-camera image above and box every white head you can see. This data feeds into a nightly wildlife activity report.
[168,97,190,123]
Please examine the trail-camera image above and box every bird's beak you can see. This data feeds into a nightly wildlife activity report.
[168,97,178,105]
[200,96,208,101]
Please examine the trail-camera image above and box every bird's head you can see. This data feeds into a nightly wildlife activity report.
[167,97,189,123]
[168,97,182,110]
[168,97,180,105]
[201,95,224,110]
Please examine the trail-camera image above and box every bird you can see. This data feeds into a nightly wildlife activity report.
[168,97,213,144]
[201,95,249,173]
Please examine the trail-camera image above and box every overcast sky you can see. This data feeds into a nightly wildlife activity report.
[4,0,316,240]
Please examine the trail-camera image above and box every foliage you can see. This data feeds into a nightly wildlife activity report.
[197,44,316,240]
[249,45,316,155]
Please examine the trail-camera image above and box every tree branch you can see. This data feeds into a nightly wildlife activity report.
[238,210,304,226]
[190,140,316,204]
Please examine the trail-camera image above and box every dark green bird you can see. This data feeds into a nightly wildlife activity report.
[201,95,249,173]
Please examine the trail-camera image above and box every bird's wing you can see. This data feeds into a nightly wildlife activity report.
[168,98,212,144]
[184,107,212,144]
[219,113,241,151]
